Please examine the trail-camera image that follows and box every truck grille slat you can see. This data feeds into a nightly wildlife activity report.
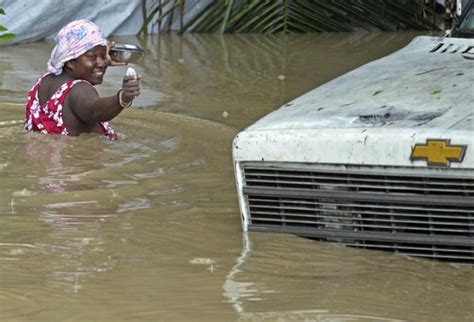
[246,170,474,187]
[245,168,474,197]
[248,197,473,214]
[250,209,473,230]
[242,163,474,263]
[245,173,474,188]
[246,177,474,194]
[250,202,472,219]
[250,216,472,234]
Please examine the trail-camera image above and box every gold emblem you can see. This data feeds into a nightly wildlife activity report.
[411,139,467,166]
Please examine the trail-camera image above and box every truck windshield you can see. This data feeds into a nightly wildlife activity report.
[454,0,474,36]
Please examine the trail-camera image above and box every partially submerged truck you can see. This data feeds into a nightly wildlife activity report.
[233,1,474,263]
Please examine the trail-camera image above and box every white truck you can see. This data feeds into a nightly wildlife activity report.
[232,2,474,263]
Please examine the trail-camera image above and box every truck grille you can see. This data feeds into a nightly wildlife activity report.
[242,164,474,263]
[429,42,473,54]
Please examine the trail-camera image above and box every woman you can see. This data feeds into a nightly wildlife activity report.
[24,19,140,140]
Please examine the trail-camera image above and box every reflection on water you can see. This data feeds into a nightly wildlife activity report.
[224,233,473,322]
[1,31,472,321]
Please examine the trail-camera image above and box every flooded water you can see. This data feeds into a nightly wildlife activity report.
[1,31,473,321]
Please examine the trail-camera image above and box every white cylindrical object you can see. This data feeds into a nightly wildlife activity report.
[126,67,137,76]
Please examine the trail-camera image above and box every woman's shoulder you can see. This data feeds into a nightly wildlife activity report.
[66,78,99,105]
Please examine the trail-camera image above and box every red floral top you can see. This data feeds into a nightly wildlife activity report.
[24,74,117,140]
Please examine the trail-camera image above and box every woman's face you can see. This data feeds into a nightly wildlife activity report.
[67,45,108,85]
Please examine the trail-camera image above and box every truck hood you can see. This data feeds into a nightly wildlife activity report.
[234,36,474,168]
[245,36,474,132]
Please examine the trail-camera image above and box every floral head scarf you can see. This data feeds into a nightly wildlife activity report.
[47,19,107,75]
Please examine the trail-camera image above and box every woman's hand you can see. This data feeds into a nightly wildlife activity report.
[120,74,141,106]
[107,41,128,67]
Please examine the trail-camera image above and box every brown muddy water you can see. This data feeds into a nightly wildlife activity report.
[1,32,473,321]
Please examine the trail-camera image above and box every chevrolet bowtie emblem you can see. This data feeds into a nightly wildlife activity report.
[411,139,467,166]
